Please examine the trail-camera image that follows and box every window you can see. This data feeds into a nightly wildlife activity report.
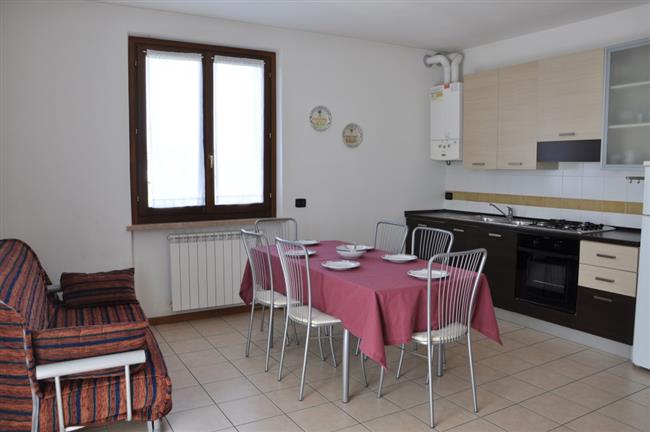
[129,37,275,224]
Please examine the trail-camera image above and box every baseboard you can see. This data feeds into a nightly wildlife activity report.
[495,307,633,359]
[149,305,250,325]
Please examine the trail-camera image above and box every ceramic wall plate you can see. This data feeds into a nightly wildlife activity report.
[342,123,363,147]
[309,106,332,131]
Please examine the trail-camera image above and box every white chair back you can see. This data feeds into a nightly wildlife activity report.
[241,229,274,299]
[255,218,298,244]
[374,221,408,253]
[411,227,453,260]
[275,238,312,324]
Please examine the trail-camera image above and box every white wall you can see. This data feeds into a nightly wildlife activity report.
[0,2,445,316]
[445,4,650,228]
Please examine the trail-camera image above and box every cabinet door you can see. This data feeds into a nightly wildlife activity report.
[498,62,539,169]
[538,48,604,141]
[463,70,498,169]
[576,286,635,344]
[480,228,518,309]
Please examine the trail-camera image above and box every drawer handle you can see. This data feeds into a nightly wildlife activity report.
[595,276,615,284]
[453,228,465,233]
[593,295,613,303]
[472,162,486,166]
[507,162,523,166]
[488,233,502,238]
[596,253,617,259]
[559,132,576,137]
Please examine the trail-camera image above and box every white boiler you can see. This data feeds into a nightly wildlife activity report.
[430,82,463,161]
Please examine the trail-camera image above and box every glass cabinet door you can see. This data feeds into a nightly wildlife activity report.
[603,39,650,166]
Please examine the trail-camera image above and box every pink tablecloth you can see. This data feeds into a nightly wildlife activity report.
[240,240,502,368]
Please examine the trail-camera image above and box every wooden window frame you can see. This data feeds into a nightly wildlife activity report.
[128,37,276,225]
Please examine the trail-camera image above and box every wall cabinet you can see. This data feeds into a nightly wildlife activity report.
[462,70,498,169]
[537,48,604,142]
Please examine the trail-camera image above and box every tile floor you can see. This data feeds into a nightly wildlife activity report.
[98,312,650,432]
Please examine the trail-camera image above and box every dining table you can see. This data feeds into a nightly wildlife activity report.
[239,240,502,403]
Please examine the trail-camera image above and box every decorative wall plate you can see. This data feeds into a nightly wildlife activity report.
[309,106,332,131]
[342,123,363,148]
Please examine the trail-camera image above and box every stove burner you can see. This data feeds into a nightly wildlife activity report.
[528,219,613,234]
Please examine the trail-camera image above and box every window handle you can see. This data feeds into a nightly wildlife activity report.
[209,155,214,169]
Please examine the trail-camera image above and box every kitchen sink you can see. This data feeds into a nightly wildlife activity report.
[472,214,533,227]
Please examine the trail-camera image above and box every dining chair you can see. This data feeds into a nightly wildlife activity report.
[374,221,408,253]
[241,229,289,372]
[275,238,341,401]
[378,248,487,428]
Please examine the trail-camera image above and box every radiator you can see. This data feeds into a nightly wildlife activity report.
[168,231,247,312]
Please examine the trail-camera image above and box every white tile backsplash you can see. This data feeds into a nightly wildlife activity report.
[444,161,644,228]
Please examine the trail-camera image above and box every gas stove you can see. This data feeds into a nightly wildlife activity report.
[527,219,615,234]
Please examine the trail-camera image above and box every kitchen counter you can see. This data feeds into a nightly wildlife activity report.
[404,209,641,246]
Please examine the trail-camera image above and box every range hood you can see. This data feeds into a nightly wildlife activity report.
[537,139,601,162]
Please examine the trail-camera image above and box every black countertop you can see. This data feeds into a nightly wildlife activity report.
[405,209,642,246]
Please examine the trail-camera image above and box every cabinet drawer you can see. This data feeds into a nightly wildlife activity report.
[578,264,637,297]
[579,241,639,272]
[576,286,635,344]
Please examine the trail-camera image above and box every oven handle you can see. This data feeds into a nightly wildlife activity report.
[517,246,579,260]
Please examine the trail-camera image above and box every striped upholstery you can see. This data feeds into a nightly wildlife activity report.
[61,269,137,308]
[0,239,172,431]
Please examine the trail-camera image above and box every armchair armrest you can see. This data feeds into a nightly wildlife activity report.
[36,350,146,432]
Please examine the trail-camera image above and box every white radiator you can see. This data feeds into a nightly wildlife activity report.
[168,231,247,312]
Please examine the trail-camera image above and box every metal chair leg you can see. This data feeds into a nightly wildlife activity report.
[355,337,361,356]
[317,327,325,361]
[360,353,368,386]
[299,325,311,401]
[265,305,274,372]
[147,420,161,432]
[269,305,275,349]
[377,367,385,398]
[245,300,256,357]
[396,343,405,379]
[328,325,337,367]
[436,343,444,377]
[293,320,299,345]
[277,315,290,381]
[260,305,265,331]
[467,334,479,413]
[426,342,435,428]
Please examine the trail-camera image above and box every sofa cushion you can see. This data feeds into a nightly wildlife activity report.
[60,268,138,308]
[49,302,147,328]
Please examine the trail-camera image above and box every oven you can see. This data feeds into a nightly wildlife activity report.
[516,234,579,314]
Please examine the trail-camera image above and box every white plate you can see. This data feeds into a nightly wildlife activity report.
[321,260,360,271]
[297,239,320,246]
[336,244,374,252]
[407,269,449,280]
[286,249,317,257]
[382,254,417,263]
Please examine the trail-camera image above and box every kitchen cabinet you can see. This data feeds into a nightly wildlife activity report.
[603,39,650,166]
[462,70,498,169]
[537,48,604,142]
[576,287,635,344]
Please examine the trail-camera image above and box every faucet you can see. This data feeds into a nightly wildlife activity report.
[489,203,515,222]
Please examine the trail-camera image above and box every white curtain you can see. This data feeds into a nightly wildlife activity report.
[213,55,265,205]
[146,50,205,208]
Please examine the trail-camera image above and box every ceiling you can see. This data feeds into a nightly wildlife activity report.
[108,1,648,51]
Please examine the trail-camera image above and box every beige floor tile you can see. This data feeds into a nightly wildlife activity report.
[232,354,277,375]
[166,405,232,432]
[626,387,650,407]
[478,353,536,375]
[598,399,650,431]
[363,410,430,432]
[505,328,554,345]
[531,338,587,356]
[521,393,591,424]
[485,404,558,432]
[446,387,513,416]
[288,402,359,432]
[513,366,574,391]
[310,376,370,401]
[579,371,646,398]
[334,391,401,422]
[218,394,282,426]
[156,340,174,357]
[382,380,432,409]
[446,418,504,432]
[447,362,508,385]
[168,366,199,389]
[236,414,302,432]
[480,377,545,403]
[551,382,620,410]
[188,361,244,384]
[107,419,174,432]
[219,342,265,360]
[605,362,650,386]
[497,320,523,334]
[190,318,236,337]
[541,358,601,380]
[202,376,261,403]
[179,348,227,368]
[565,412,640,432]
[565,349,627,370]
[157,325,202,342]
[336,426,369,432]
[162,353,185,371]
[170,385,215,413]
[432,372,472,397]
[169,337,213,354]
[248,369,301,392]
[478,335,526,354]
[266,384,329,413]
[207,331,248,348]
[508,346,565,365]
[408,398,477,431]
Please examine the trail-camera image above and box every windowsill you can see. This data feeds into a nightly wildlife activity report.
[127,218,257,232]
